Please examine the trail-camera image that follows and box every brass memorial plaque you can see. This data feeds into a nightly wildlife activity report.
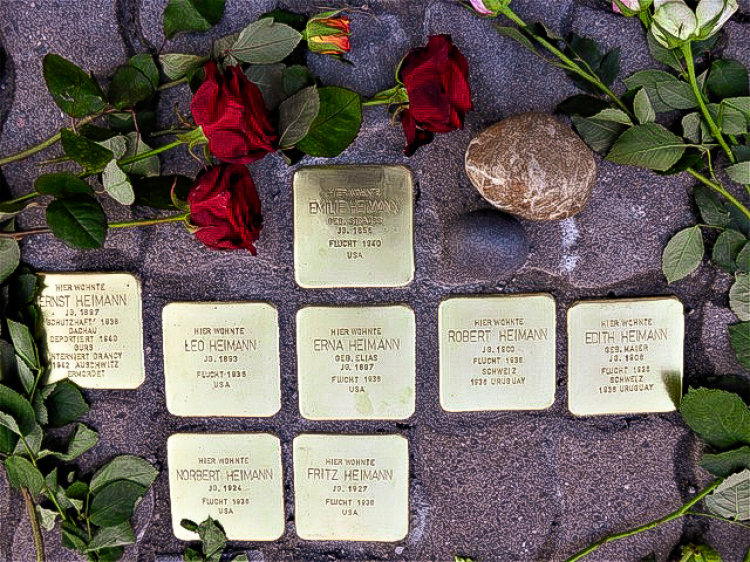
[293,434,409,542]
[162,302,280,417]
[296,305,416,420]
[293,166,414,288]
[38,273,144,389]
[439,294,556,411]
[168,433,285,541]
[568,297,684,416]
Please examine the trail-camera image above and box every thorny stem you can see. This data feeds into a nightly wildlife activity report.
[21,488,45,562]
[0,111,109,168]
[563,480,723,562]
[687,167,750,222]
[682,41,736,165]
[497,5,635,120]
[0,78,190,168]
[0,212,190,240]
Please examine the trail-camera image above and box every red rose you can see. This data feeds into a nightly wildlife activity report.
[399,35,472,156]
[188,164,263,254]
[191,61,278,164]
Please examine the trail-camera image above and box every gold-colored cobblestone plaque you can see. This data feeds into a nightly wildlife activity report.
[162,302,280,417]
[293,166,414,288]
[293,434,409,541]
[168,433,284,541]
[439,294,557,411]
[297,305,415,420]
[38,273,144,389]
[568,297,684,416]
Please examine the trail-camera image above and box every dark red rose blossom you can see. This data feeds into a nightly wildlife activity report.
[399,34,472,156]
[188,164,263,254]
[191,61,278,164]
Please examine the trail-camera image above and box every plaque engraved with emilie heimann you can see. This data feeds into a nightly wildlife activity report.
[293,165,414,288]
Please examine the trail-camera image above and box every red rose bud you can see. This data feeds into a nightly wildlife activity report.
[398,34,472,156]
[188,164,263,254]
[190,61,278,164]
[305,11,351,55]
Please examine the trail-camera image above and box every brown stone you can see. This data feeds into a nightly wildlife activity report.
[464,112,597,221]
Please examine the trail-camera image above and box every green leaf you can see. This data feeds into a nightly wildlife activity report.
[556,95,610,118]
[656,151,704,176]
[7,319,38,370]
[108,66,154,111]
[42,54,106,118]
[89,455,158,494]
[181,519,199,533]
[662,226,704,283]
[46,195,107,250]
[713,229,746,273]
[733,146,750,164]
[41,423,98,462]
[454,558,477,562]
[36,506,58,531]
[702,446,750,477]
[35,172,93,198]
[244,63,287,110]
[682,112,702,143]
[296,87,362,157]
[229,18,302,64]
[647,29,683,72]
[89,480,147,526]
[87,522,136,552]
[634,88,656,124]
[706,469,750,520]
[5,455,44,497]
[730,322,750,370]
[695,185,731,227]
[278,86,320,149]
[680,388,750,449]
[496,26,538,56]
[680,544,724,562]
[132,175,192,210]
[97,135,128,161]
[60,129,114,173]
[738,243,750,273]
[160,54,207,81]
[0,199,29,222]
[121,133,160,177]
[102,161,134,206]
[0,384,36,451]
[14,423,41,456]
[607,123,686,171]
[16,359,35,397]
[45,380,89,427]
[597,48,620,88]
[184,546,203,562]
[623,70,680,113]
[731,275,750,321]
[61,521,88,552]
[196,517,226,558]
[163,0,225,39]
[727,162,750,186]
[0,239,20,286]
[708,103,747,136]
[591,108,632,125]
[657,80,698,110]
[230,556,249,562]
[282,65,314,97]
[708,60,749,101]
[108,54,159,109]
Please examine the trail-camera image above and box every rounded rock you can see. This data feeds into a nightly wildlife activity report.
[465,112,597,220]
[446,209,529,278]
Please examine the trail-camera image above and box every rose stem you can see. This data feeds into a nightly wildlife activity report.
[497,5,635,120]
[0,212,190,240]
[21,488,45,562]
[563,479,722,562]
[681,41,735,164]
[0,78,190,168]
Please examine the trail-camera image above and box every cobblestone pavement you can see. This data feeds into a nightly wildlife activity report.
[2,1,750,561]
